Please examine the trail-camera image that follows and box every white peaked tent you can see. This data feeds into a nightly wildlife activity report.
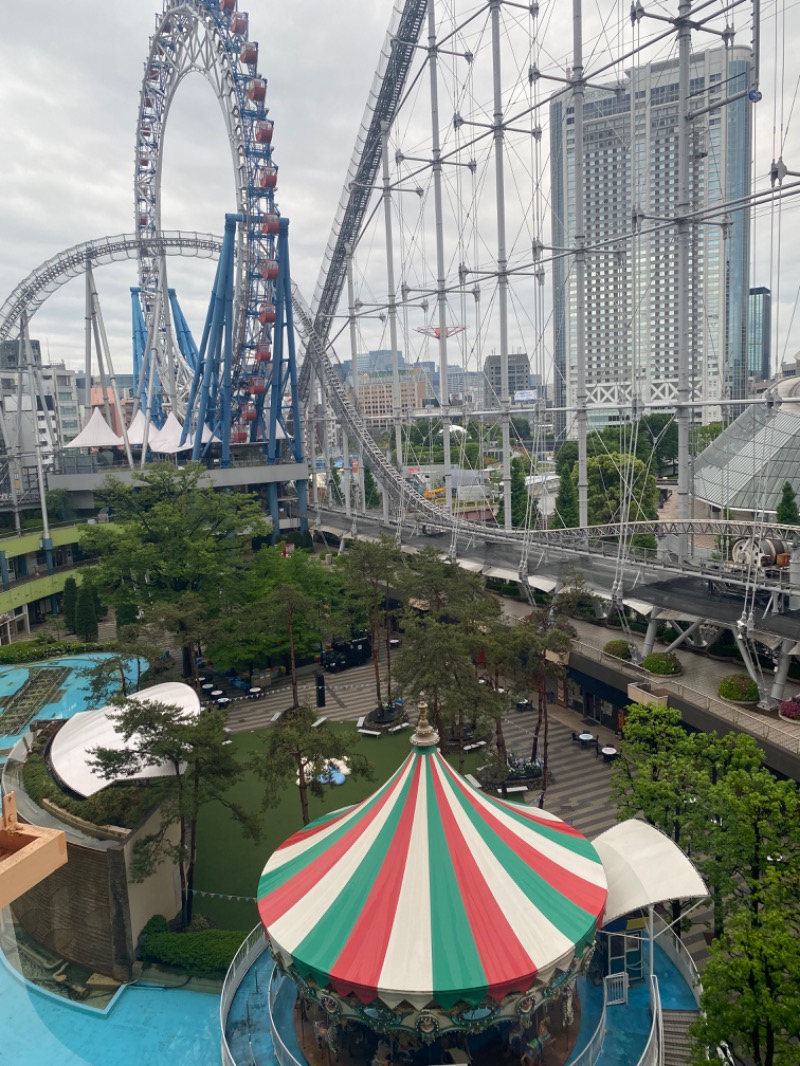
[147,412,185,453]
[125,409,147,446]
[63,409,122,449]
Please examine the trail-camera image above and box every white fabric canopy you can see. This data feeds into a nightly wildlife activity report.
[63,408,122,449]
[593,819,707,925]
[148,412,185,453]
[175,424,220,451]
[456,558,484,573]
[484,565,520,583]
[622,597,655,617]
[50,682,201,798]
[125,409,147,446]
[526,574,558,593]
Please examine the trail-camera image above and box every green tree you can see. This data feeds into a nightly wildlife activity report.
[775,480,799,525]
[90,700,257,928]
[336,536,404,708]
[328,462,344,505]
[82,463,267,675]
[254,706,373,825]
[506,608,573,788]
[497,457,536,529]
[586,452,657,527]
[61,576,78,633]
[74,583,98,641]
[363,465,380,508]
[552,468,579,528]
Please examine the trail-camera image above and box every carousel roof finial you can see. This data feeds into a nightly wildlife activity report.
[410,696,439,748]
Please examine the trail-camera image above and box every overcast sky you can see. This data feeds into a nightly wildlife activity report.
[1,0,798,384]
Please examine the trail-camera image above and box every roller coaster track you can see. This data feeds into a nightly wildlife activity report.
[0,231,222,344]
[298,0,428,407]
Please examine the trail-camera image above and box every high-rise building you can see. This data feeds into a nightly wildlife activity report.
[748,287,771,383]
[483,353,530,410]
[551,46,752,436]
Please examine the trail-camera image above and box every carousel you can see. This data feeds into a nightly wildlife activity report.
[256,706,610,1065]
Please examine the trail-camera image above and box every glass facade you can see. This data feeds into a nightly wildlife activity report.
[550,47,753,437]
[748,287,772,382]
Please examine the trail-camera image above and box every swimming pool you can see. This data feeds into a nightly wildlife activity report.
[0,914,222,1066]
[0,654,143,752]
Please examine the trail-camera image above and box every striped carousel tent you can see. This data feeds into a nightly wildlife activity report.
[257,713,608,1020]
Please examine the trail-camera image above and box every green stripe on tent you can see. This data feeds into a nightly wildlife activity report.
[290,757,420,978]
[258,759,411,900]
[469,780,601,863]
[448,774,599,947]
[425,758,487,1006]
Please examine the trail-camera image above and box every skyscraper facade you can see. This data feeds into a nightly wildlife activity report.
[748,287,771,383]
[551,46,752,438]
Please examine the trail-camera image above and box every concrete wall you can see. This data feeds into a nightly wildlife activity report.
[125,808,182,946]
[11,839,134,982]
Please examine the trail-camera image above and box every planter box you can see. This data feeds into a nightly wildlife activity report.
[627,681,670,706]
[778,710,800,724]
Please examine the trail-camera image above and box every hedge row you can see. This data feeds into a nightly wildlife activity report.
[0,639,113,665]
[139,916,248,978]
[22,753,150,830]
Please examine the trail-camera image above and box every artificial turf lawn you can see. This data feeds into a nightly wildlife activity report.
[191,725,496,931]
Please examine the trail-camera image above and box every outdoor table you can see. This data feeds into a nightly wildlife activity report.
[389,638,401,648]
[211,689,224,698]
[579,732,594,749]
[201,683,214,692]
[602,746,618,762]
[216,697,231,707]
[248,687,262,698]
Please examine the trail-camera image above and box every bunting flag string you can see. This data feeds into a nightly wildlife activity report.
[190,890,256,902]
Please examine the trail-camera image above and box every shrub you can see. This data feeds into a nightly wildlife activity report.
[719,674,759,702]
[778,698,800,720]
[138,916,247,978]
[0,640,112,665]
[22,752,151,829]
[642,652,681,676]
[604,639,632,660]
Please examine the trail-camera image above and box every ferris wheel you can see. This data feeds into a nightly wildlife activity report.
[134,0,286,452]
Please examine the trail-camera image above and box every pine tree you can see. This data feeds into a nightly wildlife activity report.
[74,584,98,641]
[552,468,579,528]
[776,480,799,525]
[363,465,380,508]
[61,577,78,633]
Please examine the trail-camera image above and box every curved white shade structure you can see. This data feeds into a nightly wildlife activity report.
[593,819,708,925]
[50,682,201,799]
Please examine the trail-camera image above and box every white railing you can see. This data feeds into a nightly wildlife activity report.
[652,912,702,1005]
[636,976,663,1066]
[604,972,629,1005]
[220,924,269,1066]
[267,964,305,1066]
[567,1000,607,1066]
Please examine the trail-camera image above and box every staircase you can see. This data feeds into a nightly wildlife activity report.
[662,1009,699,1066]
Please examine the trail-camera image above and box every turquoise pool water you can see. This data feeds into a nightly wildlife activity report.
[0,928,221,1066]
[0,654,143,751]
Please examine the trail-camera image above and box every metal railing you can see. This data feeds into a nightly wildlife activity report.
[567,998,607,1066]
[636,976,663,1066]
[267,964,305,1066]
[219,924,268,1066]
[572,639,800,755]
[652,912,702,1004]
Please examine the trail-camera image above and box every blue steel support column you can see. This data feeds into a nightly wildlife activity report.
[0,552,9,592]
[187,213,241,465]
[268,218,307,535]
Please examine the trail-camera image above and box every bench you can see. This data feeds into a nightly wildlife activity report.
[387,722,410,733]
[269,710,285,723]
[463,740,487,752]
[497,785,528,794]
[465,774,481,789]
[356,716,366,728]
[358,729,381,738]
[312,716,328,728]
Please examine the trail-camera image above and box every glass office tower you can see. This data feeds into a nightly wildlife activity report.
[551,47,753,438]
